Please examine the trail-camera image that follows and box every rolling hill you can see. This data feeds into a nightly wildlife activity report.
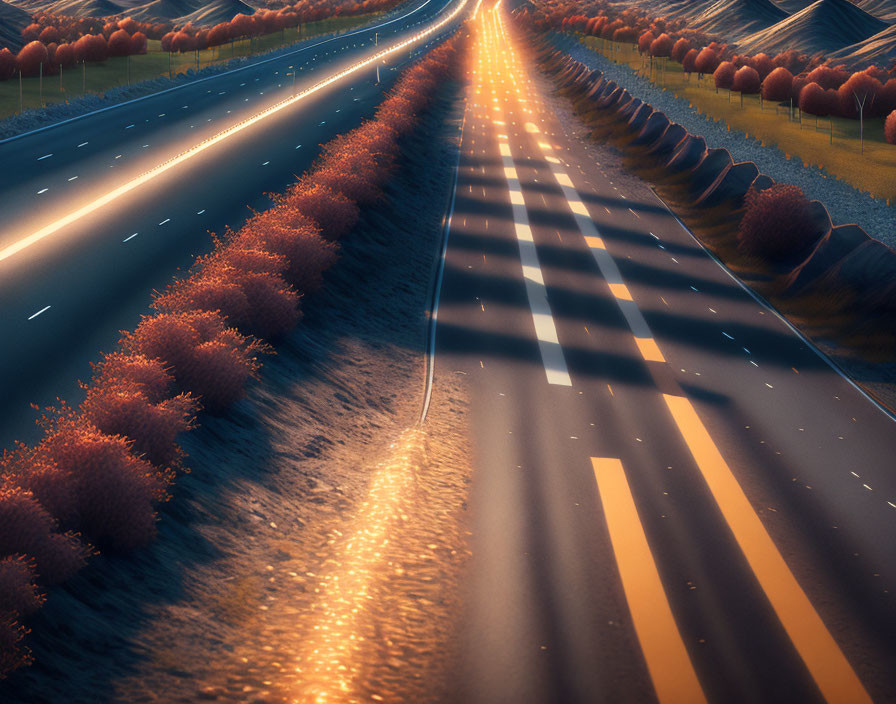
[178,0,255,25]
[855,0,896,22]
[41,0,124,16]
[689,0,789,41]
[773,0,815,12]
[735,0,889,55]
[829,22,896,64]
[126,0,199,21]
[0,0,29,52]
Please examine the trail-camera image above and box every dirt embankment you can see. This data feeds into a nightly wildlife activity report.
[0,89,473,704]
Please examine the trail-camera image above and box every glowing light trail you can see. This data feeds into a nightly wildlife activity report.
[0,0,468,265]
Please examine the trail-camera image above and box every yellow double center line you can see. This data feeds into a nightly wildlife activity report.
[488,6,872,703]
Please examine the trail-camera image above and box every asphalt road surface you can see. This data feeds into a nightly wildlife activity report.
[0,0,466,448]
[436,4,896,703]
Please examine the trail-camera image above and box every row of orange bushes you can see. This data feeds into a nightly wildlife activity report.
[0,35,459,678]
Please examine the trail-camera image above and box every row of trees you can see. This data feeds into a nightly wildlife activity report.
[530,0,896,141]
[0,34,459,678]
[0,28,148,79]
[0,0,408,80]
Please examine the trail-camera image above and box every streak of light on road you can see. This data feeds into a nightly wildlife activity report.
[0,0,468,266]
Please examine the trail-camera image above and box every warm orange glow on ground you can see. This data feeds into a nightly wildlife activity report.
[290,428,426,703]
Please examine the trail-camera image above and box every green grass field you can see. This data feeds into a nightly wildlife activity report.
[0,13,381,121]
[581,36,896,202]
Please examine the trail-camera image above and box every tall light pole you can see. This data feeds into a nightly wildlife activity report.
[375,32,379,84]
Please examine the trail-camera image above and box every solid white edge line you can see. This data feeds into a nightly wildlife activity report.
[421,105,466,425]
[0,0,442,147]
[650,186,896,424]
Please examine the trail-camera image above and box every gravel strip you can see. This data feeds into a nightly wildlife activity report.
[547,32,896,249]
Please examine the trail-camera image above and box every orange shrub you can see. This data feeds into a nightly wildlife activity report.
[761,67,793,102]
[0,483,87,583]
[637,30,654,54]
[0,616,30,678]
[377,94,418,134]
[80,381,195,467]
[16,41,49,78]
[732,66,760,94]
[123,311,260,412]
[0,557,44,617]
[231,271,301,339]
[153,275,252,331]
[737,185,819,261]
[0,48,16,80]
[714,61,736,89]
[886,110,896,145]
[650,33,673,58]
[310,153,383,204]
[40,421,170,550]
[93,352,175,404]
[671,37,691,63]
[281,182,359,241]
[154,260,300,340]
[236,219,339,292]
[218,246,289,276]
[189,338,257,412]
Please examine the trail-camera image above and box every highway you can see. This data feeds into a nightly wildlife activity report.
[0,0,466,448]
[436,4,896,702]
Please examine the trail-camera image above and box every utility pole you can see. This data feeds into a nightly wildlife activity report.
[18,70,22,113]
[82,60,86,93]
[39,62,43,105]
[375,32,379,84]
[127,54,130,85]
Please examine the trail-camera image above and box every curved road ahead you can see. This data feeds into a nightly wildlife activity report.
[439,4,896,703]
[0,0,466,448]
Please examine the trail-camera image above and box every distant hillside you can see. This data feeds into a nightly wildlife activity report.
[830,22,896,64]
[126,0,198,21]
[773,0,815,12]
[658,0,719,21]
[178,0,255,25]
[690,0,789,41]
[855,0,896,21]
[735,0,889,54]
[0,0,29,52]
[40,0,124,16]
